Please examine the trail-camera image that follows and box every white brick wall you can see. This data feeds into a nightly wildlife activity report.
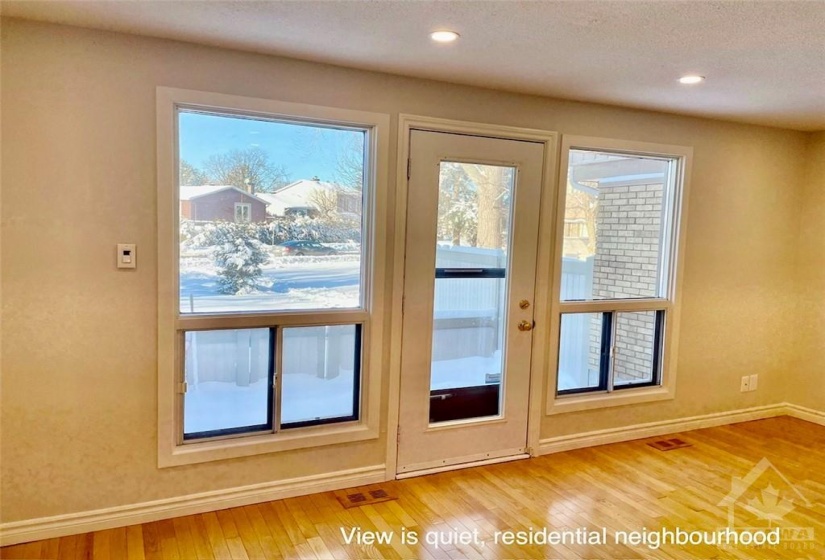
[590,183,663,382]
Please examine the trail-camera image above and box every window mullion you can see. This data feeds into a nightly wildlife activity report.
[273,326,283,433]
[600,311,614,392]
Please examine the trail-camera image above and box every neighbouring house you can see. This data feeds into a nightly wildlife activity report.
[559,154,670,388]
[258,178,361,218]
[179,185,268,223]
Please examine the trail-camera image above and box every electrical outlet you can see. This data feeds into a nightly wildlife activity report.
[749,374,758,391]
[740,376,750,392]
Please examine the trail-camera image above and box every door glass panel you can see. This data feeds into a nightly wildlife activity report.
[430,162,515,423]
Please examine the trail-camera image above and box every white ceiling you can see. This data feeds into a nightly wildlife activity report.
[3,0,824,131]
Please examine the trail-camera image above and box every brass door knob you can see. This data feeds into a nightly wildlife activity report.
[517,320,534,332]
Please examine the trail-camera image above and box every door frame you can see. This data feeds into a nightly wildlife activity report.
[385,114,559,479]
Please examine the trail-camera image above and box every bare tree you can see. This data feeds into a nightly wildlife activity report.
[334,135,365,190]
[463,165,511,249]
[438,163,477,246]
[179,159,208,186]
[202,147,290,194]
[308,186,340,217]
[565,182,598,253]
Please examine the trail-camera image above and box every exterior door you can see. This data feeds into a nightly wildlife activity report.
[397,129,544,474]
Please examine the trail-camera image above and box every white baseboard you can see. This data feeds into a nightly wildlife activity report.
[5,403,824,548]
[784,403,825,426]
[538,404,789,455]
[0,464,385,547]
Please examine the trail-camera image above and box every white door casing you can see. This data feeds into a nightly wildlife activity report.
[397,130,545,474]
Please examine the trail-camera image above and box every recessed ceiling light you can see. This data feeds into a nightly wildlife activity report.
[430,30,460,43]
[679,75,705,85]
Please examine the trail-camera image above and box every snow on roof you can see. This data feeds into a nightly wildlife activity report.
[179,185,267,203]
[254,193,279,205]
[263,179,349,215]
[274,178,344,194]
[275,179,346,200]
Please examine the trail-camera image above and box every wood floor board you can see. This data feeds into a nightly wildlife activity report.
[199,512,231,560]
[252,504,293,560]
[56,534,78,560]
[3,418,824,559]
[90,529,109,560]
[140,522,162,560]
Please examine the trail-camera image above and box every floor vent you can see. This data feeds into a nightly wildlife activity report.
[647,438,692,451]
[334,486,397,509]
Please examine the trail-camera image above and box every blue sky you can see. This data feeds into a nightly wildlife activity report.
[178,111,363,183]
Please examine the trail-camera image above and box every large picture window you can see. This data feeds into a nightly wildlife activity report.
[178,109,366,314]
[157,88,388,466]
[551,137,690,409]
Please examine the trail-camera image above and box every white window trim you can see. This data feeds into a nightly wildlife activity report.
[546,135,692,415]
[156,87,390,467]
[234,202,251,222]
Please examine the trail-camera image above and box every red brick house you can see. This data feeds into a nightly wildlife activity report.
[180,185,268,223]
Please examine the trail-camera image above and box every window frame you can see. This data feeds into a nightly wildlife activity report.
[233,201,252,223]
[546,136,692,415]
[157,87,390,467]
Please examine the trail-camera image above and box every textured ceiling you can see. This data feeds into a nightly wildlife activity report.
[2,0,824,131]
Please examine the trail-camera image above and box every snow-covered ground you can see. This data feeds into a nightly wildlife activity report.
[179,248,579,430]
[182,345,577,435]
[180,254,361,313]
[183,354,502,435]
[184,369,355,434]
[430,352,501,390]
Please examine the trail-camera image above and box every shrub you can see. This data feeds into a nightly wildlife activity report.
[210,222,270,294]
[180,216,360,250]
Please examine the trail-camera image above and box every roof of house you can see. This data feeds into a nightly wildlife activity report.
[262,179,350,215]
[568,156,669,195]
[179,185,267,203]
[254,193,279,206]
[274,178,343,194]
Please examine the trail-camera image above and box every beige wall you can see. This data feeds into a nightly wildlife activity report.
[0,17,815,524]
[790,132,825,410]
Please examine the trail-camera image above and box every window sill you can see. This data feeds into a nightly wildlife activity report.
[159,422,378,468]
[547,384,674,415]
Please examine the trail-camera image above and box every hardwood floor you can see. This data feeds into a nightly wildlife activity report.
[3,417,824,559]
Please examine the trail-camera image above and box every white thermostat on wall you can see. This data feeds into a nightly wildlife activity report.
[117,243,136,269]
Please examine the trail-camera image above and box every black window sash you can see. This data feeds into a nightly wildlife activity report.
[557,310,664,396]
[435,268,506,279]
[182,324,362,441]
